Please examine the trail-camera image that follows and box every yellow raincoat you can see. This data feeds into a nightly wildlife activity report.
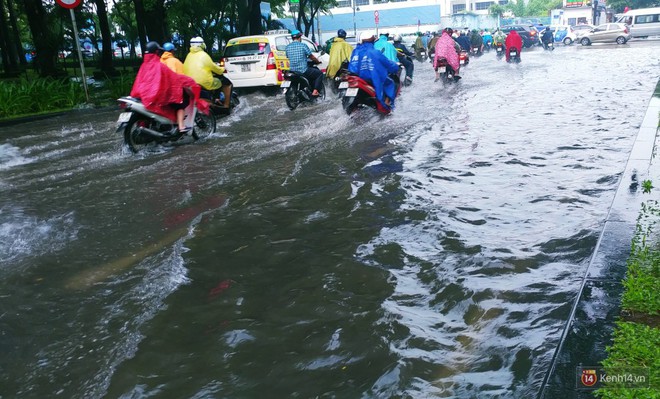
[326,37,353,79]
[183,47,225,90]
[160,51,184,74]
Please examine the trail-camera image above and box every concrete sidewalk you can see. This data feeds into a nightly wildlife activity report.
[538,81,660,398]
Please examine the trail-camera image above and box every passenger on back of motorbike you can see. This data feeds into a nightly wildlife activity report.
[131,41,205,133]
[393,34,414,84]
[348,31,401,111]
[326,29,353,80]
[160,42,184,74]
[285,30,323,97]
[434,28,461,82]
[183,37,233,113]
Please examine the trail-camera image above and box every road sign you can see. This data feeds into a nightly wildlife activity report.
[374,10,379,24]
[55,0,82,9]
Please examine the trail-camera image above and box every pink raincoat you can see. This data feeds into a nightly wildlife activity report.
[434,32,460,72]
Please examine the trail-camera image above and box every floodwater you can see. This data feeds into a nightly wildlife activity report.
[1,41,658,398]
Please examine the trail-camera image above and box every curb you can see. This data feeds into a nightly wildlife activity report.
[0,105,117,128]
[538,80,660,398]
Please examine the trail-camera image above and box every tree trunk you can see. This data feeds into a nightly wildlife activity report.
[143,0,167,44]
[0,0,20,75]
[93,0,116,76]
[7,0,26,67]
[248,0,263,36]
[23,0,61,77]
[132,0,148,55]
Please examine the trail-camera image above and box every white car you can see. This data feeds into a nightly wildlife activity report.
[221,30,329,89]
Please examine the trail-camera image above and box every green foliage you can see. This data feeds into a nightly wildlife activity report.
[0,78,85,119]
[642,180,653,194]
[594,322,660,398]
[504,0,561,17]
[605,0,659,13]
[488,4,506,16]
[595,200,660,398]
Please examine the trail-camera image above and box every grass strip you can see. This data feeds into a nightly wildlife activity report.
[595,201,660,398]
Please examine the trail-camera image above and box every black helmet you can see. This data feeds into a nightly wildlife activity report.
[145,41,163,54]
[337,29,347,38]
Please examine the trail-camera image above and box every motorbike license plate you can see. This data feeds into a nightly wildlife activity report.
[460,60,465,65]
[117,112,131,124]
[338,81,349,89]
[439,67,446,73]
[345,88,358,97]
[241,64,251,72]
[281,80,291,88]
[497,47,502,52]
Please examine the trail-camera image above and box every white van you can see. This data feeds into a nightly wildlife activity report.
[616,7,660,38]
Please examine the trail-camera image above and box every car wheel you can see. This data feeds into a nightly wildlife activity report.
[563,37,573,45]
[580,37,591,46]
[616,36,626,44]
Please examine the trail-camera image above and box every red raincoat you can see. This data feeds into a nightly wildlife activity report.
[505,31,523,62]
[130,53,209,121]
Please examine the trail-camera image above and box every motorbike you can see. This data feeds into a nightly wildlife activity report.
[543,41,555,51]
[396,49,414,87]
[459,50,470,66]
[116,88,216,153]
[469,45,482,57]
[415,48,428,62]
[435,57,460,83]
[495,43,505,59]
[206,70,241,117]
[338,69,401,116]
[507,47,521,63]
[328,61,350,95]
[281,62,325,110]
[483,40,493,52]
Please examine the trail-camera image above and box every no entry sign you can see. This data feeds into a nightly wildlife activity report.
[374,10,379,24]
[56,0,82,9]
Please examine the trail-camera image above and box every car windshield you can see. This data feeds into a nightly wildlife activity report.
[224,42,270,57]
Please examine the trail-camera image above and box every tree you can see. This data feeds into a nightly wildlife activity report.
[92,0,117,76]
[606,0,658,12]
[0,0,21,76]
[23,0,61,77]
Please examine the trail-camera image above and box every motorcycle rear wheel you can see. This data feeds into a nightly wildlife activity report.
[342,95,358,115]
[123,118,156,153]
[285,83,301,110]
[192,111,216,140]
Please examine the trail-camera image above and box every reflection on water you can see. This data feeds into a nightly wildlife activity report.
[0,43,658,398]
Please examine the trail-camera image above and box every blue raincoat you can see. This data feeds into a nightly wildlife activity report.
[374,35,399,63]
[348,42,400,110]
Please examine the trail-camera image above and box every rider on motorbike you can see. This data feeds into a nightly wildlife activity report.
[455,31,472,52]
[541,27,554,49]
[183,37,233,112]
[160,42,183,74]
[285,29,323,97]
[348,31,401,111]
[392,34,414,84]
[326,28,353,79]
[131,41,204,133]
[374,33,400,63]
[469,29,483,54]
[505,29,523,62]
[414,32,425,60]
[493,28,506,47]
[482,28,493,50]
[434,28,461,82]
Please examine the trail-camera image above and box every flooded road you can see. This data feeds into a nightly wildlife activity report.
[1,41,659,398]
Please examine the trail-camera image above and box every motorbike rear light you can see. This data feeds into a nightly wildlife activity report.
[118,102,127,109]
[219,58,225,67]
[266,52,276,70]
[277,70,283,81]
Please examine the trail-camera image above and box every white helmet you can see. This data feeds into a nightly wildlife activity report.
[359,31,376,43]
[190,36,205,49]
[393,34,402,42]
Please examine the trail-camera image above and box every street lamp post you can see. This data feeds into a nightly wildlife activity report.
[352,0,357,38]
